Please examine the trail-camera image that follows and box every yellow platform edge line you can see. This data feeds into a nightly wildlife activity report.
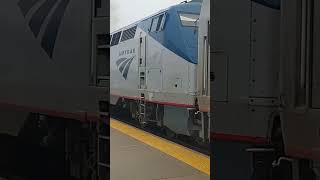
[110,118,210,175]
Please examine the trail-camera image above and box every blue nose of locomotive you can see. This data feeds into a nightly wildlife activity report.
[143,2,201,64]
[163,2,201,64]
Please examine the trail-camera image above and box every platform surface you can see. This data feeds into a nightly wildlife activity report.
[110,120,210,180]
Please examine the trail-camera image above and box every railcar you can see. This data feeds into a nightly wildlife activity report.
[0,0,109,179]
[110,0,210,143]
[207,0,320,179]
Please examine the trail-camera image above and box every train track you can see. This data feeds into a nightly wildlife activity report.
[110,110,210,156]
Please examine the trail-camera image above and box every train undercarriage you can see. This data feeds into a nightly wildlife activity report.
[212,113,320,180]
[110,98,210,148]
[0,106,109,180]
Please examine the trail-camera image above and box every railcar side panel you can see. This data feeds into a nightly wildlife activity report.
[0,0,108,121]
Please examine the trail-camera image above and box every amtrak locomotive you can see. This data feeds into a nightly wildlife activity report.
[110,0,210,143]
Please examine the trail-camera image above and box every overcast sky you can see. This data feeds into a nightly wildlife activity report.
[111,0,184,32]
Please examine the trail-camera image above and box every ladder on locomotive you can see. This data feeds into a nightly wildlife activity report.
[139,93,147,125]
[138,36,147,126]
[97,101,110,180]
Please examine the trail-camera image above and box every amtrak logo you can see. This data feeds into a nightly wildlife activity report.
[116,56,135,80]
[18,0,71,58]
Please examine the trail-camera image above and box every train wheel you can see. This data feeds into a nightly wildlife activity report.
[138,116,147,129]
[164,127,176,139]
[129,102,139,121]
[190,130,204,146]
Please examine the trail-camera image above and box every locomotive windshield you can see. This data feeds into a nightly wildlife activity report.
[150,13,166,32]
[179,13,199,27]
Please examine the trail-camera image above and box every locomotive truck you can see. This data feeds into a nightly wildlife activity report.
[0,0,109,179]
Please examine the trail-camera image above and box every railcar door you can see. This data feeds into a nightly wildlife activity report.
[281,0,320,160]
[138,36,147,90]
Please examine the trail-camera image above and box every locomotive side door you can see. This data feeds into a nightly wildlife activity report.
[138,36,147,90]
[281,0,320,160]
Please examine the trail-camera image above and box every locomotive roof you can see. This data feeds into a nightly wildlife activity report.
[111,1,201,35]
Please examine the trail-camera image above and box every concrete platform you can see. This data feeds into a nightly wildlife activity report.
[110,127,210,180]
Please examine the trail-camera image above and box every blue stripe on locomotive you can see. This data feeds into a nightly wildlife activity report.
[137,2,201,64]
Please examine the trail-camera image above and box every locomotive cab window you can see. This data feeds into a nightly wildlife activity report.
[179,13,199,27]
[150,17,159,32]
[156,14,164,31]
[150,13,167,32]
